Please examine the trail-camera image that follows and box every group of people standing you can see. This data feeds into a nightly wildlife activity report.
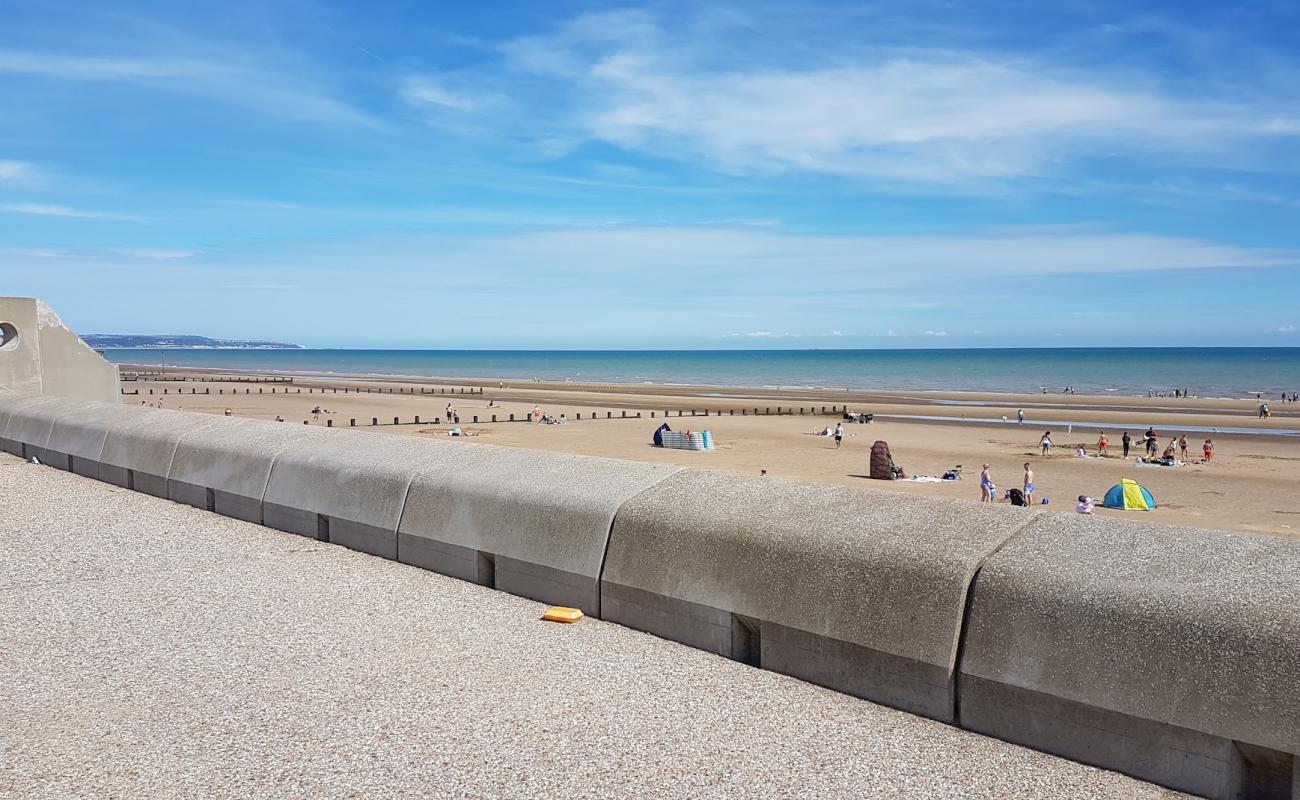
[979,462,1036,505]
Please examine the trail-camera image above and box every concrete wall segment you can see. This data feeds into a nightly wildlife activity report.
[601,469,1037,719]
[398,445,680,612]
[98,408,224,495]
[1,397,105,464]
[0,297,118,403]
[167,417,329,519]
[46,401,147,468]
[263,430,461,551]
[960,512,1300,757]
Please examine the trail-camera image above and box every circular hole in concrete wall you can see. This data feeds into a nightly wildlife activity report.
[0,322,19,352]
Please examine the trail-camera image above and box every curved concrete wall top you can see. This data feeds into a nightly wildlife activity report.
[398,445,680,612]
[602,470,1037,719]
[3,397,106,453]
[264,430,458,533]
[99,408,224,479]
[1,396,88,454]
[961,513,1300,755]
[400,446,679,581]
[168,417,328,504]
[0,396,56,448]
[46,401,147,462]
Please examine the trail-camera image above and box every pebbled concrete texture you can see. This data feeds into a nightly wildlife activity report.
[0,456,1185,799]
[399,444,680,613]
[602,470,1037,720]
[960,511,1300,798]
[166,416,328,520]
[98,407,225,496]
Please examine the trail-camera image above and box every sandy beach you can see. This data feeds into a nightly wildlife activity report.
[122,366,1300,539]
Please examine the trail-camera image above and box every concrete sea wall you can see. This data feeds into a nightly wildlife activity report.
[0,297,120,403]
[1,396,1296,800]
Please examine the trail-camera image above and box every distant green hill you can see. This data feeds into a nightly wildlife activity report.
[84,334,302,349]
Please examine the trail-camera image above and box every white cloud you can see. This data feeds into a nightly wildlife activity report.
[110,248,197,259]
[727,331,799,338]
[1279,324,1298,333]
[217,284,301,290]
[923,330,948,337]
[1,203,145,222]
[498,12,1300,184]
[401,76,478,111]
[886,330,899,337]
[0,48,375,127]
[0,160,33,180]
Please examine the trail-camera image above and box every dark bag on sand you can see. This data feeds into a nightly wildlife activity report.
[1008,488,1026,507]
[870,440,894,480]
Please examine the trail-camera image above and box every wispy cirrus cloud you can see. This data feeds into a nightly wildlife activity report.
[0,46,376,127]
[0,160,34,181]
[484,10,1300,185]
[1,202,146,222]
[110,248,197,259]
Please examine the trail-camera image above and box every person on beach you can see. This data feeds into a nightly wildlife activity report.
[1145,427,1158,457]
[1204,438,1214,462]
[1023,463,1035,505]
[1098,431,1108,455]
[1121,431,1131,458]
[979,464,994,503]
[1040,431,1052,455]
[1017,409,1024,425]
[1178,434,1189,461]
[833,423,845,448]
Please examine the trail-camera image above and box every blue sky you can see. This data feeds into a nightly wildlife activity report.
[2,0,1299,348]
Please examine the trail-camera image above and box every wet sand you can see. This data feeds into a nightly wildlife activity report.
[123,367,1300,539]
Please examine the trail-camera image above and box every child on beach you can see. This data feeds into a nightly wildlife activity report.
[1023,463,1035,505]
[1039,432,1052,455]
[1098,431,1108,455]
[1178,434,1188,461]
[1204,439,1214,462]
[834,423,844,448]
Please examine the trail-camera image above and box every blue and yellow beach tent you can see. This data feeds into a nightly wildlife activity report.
[1102,478,1156,511]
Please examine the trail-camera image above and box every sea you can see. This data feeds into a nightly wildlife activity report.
[99,347,1300,399]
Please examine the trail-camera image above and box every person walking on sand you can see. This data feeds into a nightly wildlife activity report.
[1039,431,1052,456]
[1098,431,1108,456]
[1203,438,1214,462]
[979,464,994,503]
[833,422,845,449]
[1178,434,1189,461]
[1121,431,1131,458]
[1023,463,1035,506]
[1017,408,1024,425]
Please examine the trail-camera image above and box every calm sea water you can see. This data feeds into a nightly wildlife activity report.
[101,347,1300,398]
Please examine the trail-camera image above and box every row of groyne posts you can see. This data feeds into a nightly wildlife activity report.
[121,373,293,383]
[120,383,847,428]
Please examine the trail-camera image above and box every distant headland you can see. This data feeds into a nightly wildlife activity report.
[85,334,301,350]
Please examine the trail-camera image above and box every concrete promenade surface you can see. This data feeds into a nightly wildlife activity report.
[0,456,1184,799]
